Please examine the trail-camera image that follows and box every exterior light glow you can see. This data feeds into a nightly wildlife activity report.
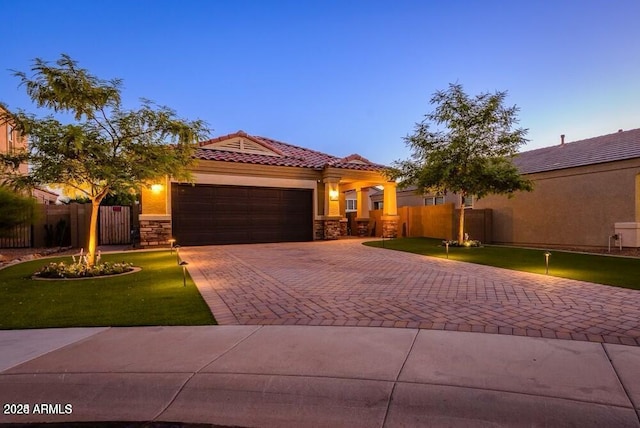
[151,184,164,193]
[329,189,339,201]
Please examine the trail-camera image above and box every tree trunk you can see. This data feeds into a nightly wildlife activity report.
[458,195,465,243]
[87,200,100,267]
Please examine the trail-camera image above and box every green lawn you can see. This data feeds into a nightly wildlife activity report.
[0,250,217,329]
[364,238,640,290]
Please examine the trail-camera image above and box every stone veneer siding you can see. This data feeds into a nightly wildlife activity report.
[356,220,370,237]
[323,218,342,240]
[140,219,172,247]
[382,218,399,238]
[314,220,325,240]
[339,219,348,237]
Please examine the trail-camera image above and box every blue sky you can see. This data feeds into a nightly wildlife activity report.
[2,0,639,165]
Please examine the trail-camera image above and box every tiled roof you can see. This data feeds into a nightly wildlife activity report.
[515,128,640,174]
[196,131,387,171]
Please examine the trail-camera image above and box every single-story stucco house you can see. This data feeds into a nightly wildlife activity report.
[475,129,640,248]
[139,131,399,246]
[370,128,640,249]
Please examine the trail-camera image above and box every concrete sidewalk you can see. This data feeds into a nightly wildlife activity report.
[1,325,640,427]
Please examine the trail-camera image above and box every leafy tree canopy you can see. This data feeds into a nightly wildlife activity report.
[0,54,210,264]
[387,83,533,242]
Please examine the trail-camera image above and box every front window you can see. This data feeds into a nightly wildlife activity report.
[424,196,445,206]
[346,199,357,212]
[373,201,384,210]
[463,195,474,208]
[7,125,13,152]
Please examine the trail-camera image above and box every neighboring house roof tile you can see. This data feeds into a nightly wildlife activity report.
[515,128,640,174]
[196,131,387,171]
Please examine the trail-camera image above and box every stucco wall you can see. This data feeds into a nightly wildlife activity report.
[141,181,168,215]
[474,158,640,248]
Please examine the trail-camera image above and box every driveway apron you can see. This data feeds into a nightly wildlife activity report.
[182,239,640,346]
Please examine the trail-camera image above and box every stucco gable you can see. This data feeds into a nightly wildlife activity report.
[199,131,284,157]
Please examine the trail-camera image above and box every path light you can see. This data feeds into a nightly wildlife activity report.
[544,251,551,275]
[175,245,181,264]
[179,261,189,287]
[445,241,449,259]
[168,238,176,254]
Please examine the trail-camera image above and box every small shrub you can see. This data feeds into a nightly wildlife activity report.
[442,239,482,248]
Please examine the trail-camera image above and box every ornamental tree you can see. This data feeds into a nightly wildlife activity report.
[0,55,209,265]
[388,83,533,243]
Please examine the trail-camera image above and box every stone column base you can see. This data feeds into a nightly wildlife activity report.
[323,217,342,240]
[381,215,400,238]
[339,219,348,237]
[314,219,325,240]
[139,214,172,247]
[356,218,370,237]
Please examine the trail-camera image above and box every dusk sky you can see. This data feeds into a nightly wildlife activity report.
[2,0,639,165]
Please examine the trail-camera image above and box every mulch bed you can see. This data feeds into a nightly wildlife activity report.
[0,247,76,267]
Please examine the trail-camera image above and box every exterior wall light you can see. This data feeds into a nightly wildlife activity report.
[329,189,339,201]
[151,183,164,193]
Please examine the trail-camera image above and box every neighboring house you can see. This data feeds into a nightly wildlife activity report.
[474,129,640,248]
[369,128,640,248]
[1,106,59,204]
[1,108,62,248]
[0,106,28,176]
[33,187,59,204]
[370,186,473,210]
[139,131,399,246]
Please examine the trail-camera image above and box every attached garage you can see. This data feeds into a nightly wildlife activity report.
[171,183,313,245]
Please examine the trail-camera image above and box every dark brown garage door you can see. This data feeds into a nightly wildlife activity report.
[171,183,313,245]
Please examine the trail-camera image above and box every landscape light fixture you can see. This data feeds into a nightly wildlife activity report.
[175,245,181,264]
[168,238,176,254]
[544,251,551,275]
[179,260,189,287]
[445,241,449,259]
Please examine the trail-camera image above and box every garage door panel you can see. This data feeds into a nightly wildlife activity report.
[171,183,313,245]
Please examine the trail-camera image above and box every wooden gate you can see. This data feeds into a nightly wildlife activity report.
[99,206,131,245]
[0,224,32,248]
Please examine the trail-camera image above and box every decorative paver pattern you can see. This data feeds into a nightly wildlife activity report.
[183,239,640,345]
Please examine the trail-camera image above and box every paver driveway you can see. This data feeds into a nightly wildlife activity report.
[182,239,640,346]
